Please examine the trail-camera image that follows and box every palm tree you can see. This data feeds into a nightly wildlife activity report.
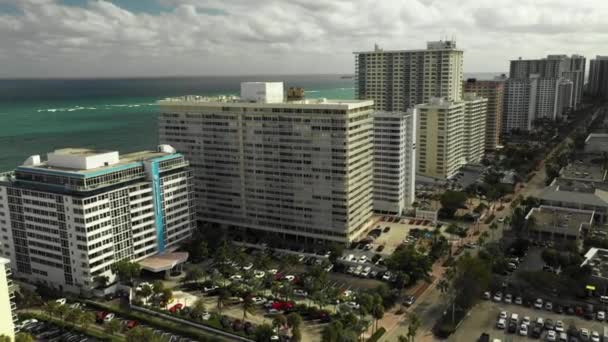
[489,222,498,241]
[407,313,421,342]
[371,304,384,334]
[273,314,287,331]
[242,294,255,319]
[286,312,302,332]
[217,288,229,314]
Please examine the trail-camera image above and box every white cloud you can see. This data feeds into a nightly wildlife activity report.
[0,0,607,78]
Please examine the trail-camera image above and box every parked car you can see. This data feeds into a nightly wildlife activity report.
[496,318,506,329]
[545,301,553,311]
[169,303,183,313]
[494,292,503,302]
[534,298,544,309]
[547,330,557,341]
[519,324,528,336]
[56,298,67,305]
[504,294,513,304]
[404,295,416,306]
[515,296,523,305]
[591,331,600,342]
[597,311,605,321]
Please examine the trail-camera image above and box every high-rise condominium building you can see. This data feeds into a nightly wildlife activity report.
[589,56,608,99]
[159,82,375,244]
[416,94,487,179]
[463,79,504,150]
[0,258,16,340]
[373,110,417,216]
[510,54,586,109]
[354,41,463,111]
[0,146,194,292]
[502,74,573,132]
[503,77,538,132]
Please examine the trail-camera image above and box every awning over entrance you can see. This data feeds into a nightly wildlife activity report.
[138,252,189,273]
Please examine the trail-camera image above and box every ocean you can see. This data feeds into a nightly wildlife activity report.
[0,72,501,171]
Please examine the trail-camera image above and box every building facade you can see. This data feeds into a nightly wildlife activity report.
[0,258,16,340]
[354,41,463,111]
[509,54,585,110]
[415,95,487,179]
[463,79,503,150]
[463,93,488,164]
[372,110,417,216]
[159,83,375,244]
[589,56,608,99]
[503,77,539,132]
[0,146,195,292]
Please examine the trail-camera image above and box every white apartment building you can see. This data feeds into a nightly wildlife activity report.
[0,146,195,293]
[503,74,573,132]
[463,93,488,164]
[373,110,417,216]
[354,41,463,111]
[0,258,16,340]
[510,54,586,109]
[416,95,487,179]
[503,77,539,132]
[159,83,375,244]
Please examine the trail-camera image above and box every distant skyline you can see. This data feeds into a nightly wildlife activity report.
[0,0,606,78]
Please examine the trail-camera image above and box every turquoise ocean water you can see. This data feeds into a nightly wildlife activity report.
[0,73,500,171]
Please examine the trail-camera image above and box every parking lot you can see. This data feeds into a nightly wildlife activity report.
[450,300,608,341]
[361,215,441,255]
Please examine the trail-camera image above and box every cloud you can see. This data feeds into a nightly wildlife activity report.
[0,0,607,78]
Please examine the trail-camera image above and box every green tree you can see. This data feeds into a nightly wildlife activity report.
[0,335,11,342]
[398,335,408,342]
[111,259,141,284]
[81,311,95,330]
[93,275,110,288]
[105,319,122,335]
[43,300,60,319]
[126,327,164,342]
[65,308,83,328]
[191,298,207,318]
[183,266,204,284]
[440,191,468,217]
[291,327,302,342]
[273,314,287,329]
[254,324,274,342]
[386,245,432,286]
[15,333,35,342]
[406,313,421,342]
[286,312,303,331]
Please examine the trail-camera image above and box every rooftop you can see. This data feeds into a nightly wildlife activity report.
[560,158,607,182]
[159,95,373,110]
[538,186,608,208]
[354,40,461,54]
[526,205,594,236]
[15,145,180,178]
[582,247,608,279]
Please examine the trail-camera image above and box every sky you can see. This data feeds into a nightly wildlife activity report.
[0,0,606,78]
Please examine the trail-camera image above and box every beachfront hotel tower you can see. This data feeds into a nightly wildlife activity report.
[0,146,195,293]
[159,82,376,244]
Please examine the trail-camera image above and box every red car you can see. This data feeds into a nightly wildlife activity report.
[169,303,184,313]
[271,301,294,311]
[95,311,109,323]
[126,320,139,329]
